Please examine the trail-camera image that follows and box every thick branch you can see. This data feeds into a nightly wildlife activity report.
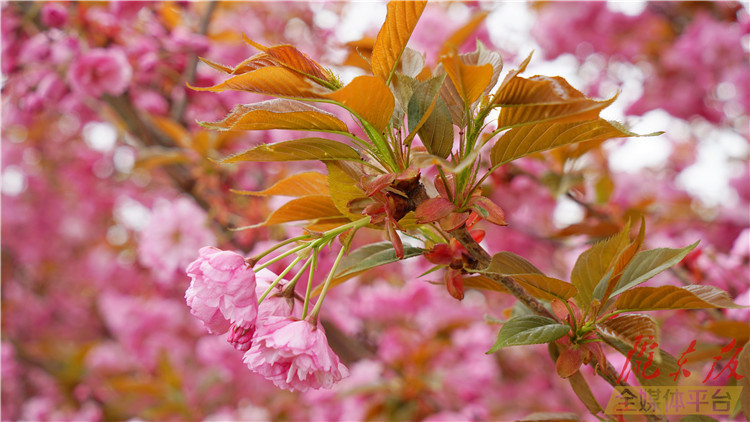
[451,225,557,320]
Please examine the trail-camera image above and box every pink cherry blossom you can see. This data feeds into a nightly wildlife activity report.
[242,317,348,392]
[138,197,216,282]
[41,3,68,28]
[68,48,132,97]
[185,246,258,334]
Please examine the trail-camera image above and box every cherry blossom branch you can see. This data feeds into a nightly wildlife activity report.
[170,1,218,123]
[449,224,666,422]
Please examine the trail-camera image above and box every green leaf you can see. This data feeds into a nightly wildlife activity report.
[609,241,699,297]
[223,138,361,163]
[312,241,423,295]
[334,241,423,279]
[407,76,453,158]
[615,285,745,311]
[490,118,661,168]
[488,316,570,352]
[570,221,632,311]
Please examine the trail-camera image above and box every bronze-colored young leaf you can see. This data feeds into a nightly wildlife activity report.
[415,197,455,224]
[437,43,501,126]
[304,217,353,233]
[440,52,493,106]
[326,161,367,221]
[495,75,616,129]
[189,66,323,98]
[481,253,577,301]
[438,11,489,58]
[570,221,632,311]
[486,251,544,275]
[597,313,659,349]
[603,337,679,387]
[615,285,745,311]
[462,275,510,294]
[738,341,750,419]
[199,54,278,75]
[518,412,579,422]
[493,51,533,97]
[222,138,361,163]
[459,40,503,96]
[324,75,395,133]
[200,99,348,133]
[231,171,329,197]
[242,36,330,81]
[240,195,342,229]
[704,321,750,343]
[490,118,658,168]
[609,241,700,298]
[371,0,427,83]
[342,37,375,71]
[567,372,602,416]
[593,218,646,302]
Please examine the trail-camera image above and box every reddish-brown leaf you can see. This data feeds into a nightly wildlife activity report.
[615,285,745,311]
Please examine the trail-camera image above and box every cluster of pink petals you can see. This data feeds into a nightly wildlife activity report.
[68,47,132,98]
[185,249,348,391]
[243,316,349,392]
[186,246,258,335]
[138,198,216,282]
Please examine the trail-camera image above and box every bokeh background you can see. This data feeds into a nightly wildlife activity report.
[2,1,748,420]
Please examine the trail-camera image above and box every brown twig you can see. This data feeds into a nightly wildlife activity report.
[170,1,218,123]
[449,223,667,421]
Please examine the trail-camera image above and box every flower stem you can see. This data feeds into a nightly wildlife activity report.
[254,242,309,272]
[308,246,347,322]
[248,235,309,265]
[282,257,313,298]
[258,254,304,304]
[301,249,319,319]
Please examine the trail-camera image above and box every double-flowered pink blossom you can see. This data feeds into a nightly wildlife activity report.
[139,197,216,282]
[243,317,349,392]
[68,47,132,97]
[185,246,258,335]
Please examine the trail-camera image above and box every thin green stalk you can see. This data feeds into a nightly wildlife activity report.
[282,257,313,297]
[254,243,309,271]
[258,254,304,304]
[301,249,319,319]
[308,246,347,322]
[248,235,309,264]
